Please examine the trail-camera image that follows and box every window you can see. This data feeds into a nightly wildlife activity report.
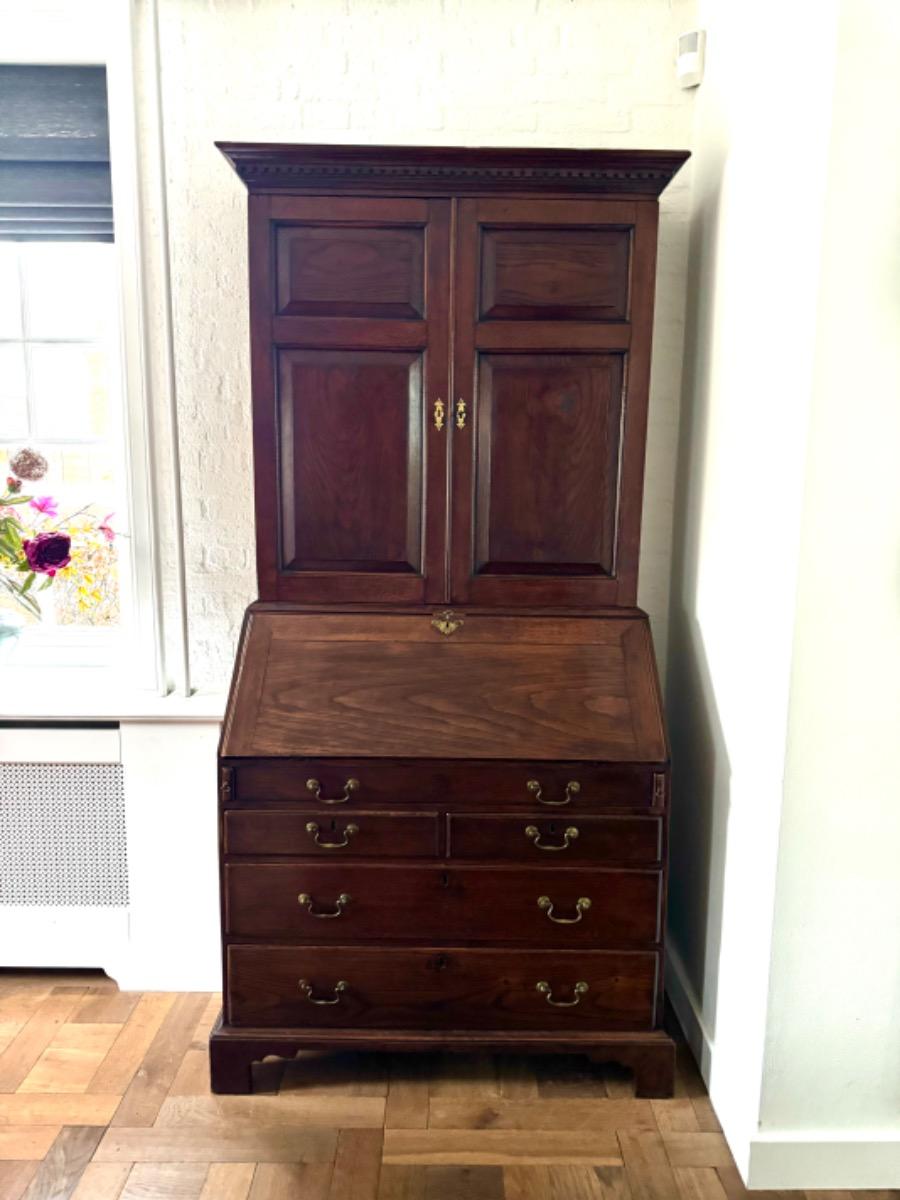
[0,241,131,663]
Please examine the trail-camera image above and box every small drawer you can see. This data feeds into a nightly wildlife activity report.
[227,944,659,1031]
[447,814,662,864]
[226,761,663,811]
[223,810,439,858]
[224,863,661,946]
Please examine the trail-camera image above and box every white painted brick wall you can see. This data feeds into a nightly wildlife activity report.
[138,0,696,688]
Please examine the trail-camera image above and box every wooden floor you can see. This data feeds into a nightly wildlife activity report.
[0,972,892,1200]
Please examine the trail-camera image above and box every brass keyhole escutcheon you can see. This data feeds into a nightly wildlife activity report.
[431,610,464,636]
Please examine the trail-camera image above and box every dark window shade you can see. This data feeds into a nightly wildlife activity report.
[0,65,113,241]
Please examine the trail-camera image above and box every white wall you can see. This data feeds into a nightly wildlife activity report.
[665,0,839,1171]
[667,0,900,1186]
[134,0,697,688]
[752,0,900,1186]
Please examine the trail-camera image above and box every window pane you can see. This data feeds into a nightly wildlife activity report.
[0,244,23,338]
[0,444,123,630]
[30,343,110,440]
[22,243,115,340]
[0,343,28,438]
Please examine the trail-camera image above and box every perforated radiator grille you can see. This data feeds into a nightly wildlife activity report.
[0,763,128,906]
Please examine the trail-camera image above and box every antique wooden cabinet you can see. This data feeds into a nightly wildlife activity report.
[211,143,688,1097]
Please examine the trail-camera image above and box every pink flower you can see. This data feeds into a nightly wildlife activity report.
[98,513,116,543]
[29,495,58,518]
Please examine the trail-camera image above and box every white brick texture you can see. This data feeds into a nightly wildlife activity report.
[137,0,696,688]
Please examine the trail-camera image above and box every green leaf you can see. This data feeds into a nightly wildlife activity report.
[20,571,35,594]
[38,576,54,591]
[1,494,33,505]
[0,574,40,617]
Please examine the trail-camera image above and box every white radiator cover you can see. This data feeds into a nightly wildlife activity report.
[0,720,222,989]
[0,763,128,907]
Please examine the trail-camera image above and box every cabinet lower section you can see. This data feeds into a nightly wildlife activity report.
[208,1011,676,1098]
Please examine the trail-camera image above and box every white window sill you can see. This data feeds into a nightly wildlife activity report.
[0,667,226,723]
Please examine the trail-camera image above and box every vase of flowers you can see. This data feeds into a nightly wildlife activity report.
[0,447,116,634]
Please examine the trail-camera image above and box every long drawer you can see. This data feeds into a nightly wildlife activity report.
[447,813,662,864]
[226,760,664,811]
[224,810,439,858]
[224,863,661,945]
[227,945,659,1030]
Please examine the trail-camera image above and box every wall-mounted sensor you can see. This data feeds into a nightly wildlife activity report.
[676,30,706,88]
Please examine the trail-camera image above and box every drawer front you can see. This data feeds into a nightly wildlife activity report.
[448,814,662,864]
[224,811,439,858]
[224,863,661,945]
[228,760,661,811]
[227,944,658,1031]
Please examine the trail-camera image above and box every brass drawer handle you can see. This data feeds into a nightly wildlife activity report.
[536,980,589,1007]
[306,778,359,805]
[305,821,359,849]
[537,895,592,924]
[298,892,351,918]
[525,824,579,851]
[456,398,467,430]
[298,978,348,1006]
[527,779,580,806]
[434,398,446,431]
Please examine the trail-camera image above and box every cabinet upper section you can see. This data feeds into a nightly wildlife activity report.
[218,144,688,609]
[217,142,689,199]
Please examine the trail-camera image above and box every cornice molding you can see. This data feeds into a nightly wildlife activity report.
[216,143,689,198]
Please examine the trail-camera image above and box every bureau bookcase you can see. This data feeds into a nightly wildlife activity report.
[212,143,688,1097]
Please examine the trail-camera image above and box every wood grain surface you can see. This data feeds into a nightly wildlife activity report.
[220,612,666,762]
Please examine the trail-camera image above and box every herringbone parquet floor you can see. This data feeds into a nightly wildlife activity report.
[0,970,892,1200]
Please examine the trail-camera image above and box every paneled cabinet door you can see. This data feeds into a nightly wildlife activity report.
[250,195,451,604]
[450,198,659,608]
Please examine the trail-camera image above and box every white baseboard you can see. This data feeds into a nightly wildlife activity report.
[0,906,130,981]
[666,940,900,1189]
[665,938,714,1084]
[748,1132,900,1189]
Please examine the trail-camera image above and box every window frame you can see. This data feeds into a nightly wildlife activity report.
[0,5,167,694]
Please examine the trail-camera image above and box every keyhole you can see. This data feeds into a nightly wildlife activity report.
[434,954,448,971]
[549,822,557,834]
[330,818,337,833]
[441,871,449,888]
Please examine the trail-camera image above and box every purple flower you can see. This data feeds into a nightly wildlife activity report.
[29,495,59,519]
[22,531,71,577]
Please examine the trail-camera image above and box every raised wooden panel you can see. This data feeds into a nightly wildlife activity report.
[278,349,422,574]
[452,197,659,608]
[474,354,624,577]
[480,227,630,321]
[275,224,424,319]
[250,194,450,605]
